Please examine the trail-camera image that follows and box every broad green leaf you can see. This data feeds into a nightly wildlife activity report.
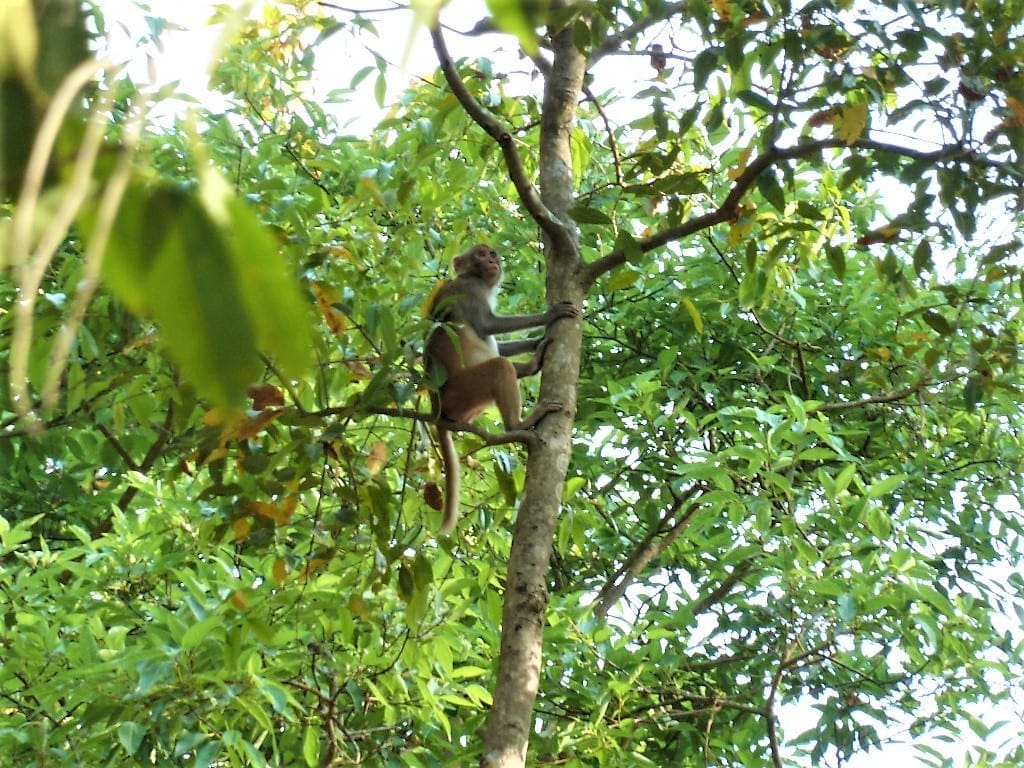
[865,473,906,500]
[97,180,309,408]
[303,724,320,767]
[568,204,612,225]
[606,267,641,292]
[181,615,223,650]
[485,0,540,55]
[757,169,786,212]
[117,721,146,754]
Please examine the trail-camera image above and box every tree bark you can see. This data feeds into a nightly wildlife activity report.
[480,20,587,768]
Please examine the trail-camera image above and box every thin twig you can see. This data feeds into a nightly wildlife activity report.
[583,85,624,187]
[590,2,690,63]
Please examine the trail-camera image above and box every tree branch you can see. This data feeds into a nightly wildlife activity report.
[815,375,930,413]
[316,404,542,448]
[580,139,970,287]
[583,85,624,188]
[594,486,703,621]
[429,24,573,250]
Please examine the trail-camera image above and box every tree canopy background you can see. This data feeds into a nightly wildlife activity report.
[1,0,1023,766]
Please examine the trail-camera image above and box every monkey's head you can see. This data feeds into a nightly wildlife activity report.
[454,244,503,287]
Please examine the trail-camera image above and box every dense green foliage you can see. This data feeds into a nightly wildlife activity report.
[2,0,1023,766]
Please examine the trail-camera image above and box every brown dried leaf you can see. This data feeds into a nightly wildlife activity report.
[247,383,284,410]
[424,481,444,511]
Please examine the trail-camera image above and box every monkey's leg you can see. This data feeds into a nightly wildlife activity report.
[439,362,504,423]
[443,358,562,431]
[482,357,562,431]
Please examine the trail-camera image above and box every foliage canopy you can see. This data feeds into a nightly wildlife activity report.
[1,0,1023,766]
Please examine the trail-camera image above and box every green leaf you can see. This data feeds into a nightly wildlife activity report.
[757,169,786,212]
[865,506,892,539]
[568,204,612,225]
[97,180,309,408]
[833,464,858,496]
[303,724,320,767]
[606,267,641,292]
[692,47,720,91]
[738,89,776,113]
[181,615,222,650]
[913,239,933,273]
[921,309,951,336]
[652,96,668,139]
[485,0,540,55]
[562,476,586,502]
[118,721,146,755]
[193,741,221,768]
[838,593,857,622]
[865,474,906,500]
[825,244,845,280]
[964,375,984,409]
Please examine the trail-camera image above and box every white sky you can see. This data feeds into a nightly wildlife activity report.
[91,3,1018,766]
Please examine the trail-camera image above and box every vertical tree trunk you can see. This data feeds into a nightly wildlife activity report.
[480,21,587,768]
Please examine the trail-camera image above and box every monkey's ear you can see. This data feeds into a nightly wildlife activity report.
[453,254,469,273]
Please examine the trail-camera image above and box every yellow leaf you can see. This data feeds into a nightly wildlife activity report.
[313,282,346,336]
[421,279,445,318]
[728,146,752,181]
[836,103,868,144]
[229,590,250,611]
[232,517,252,542]
[272,558,288,584]
[202,408,229,426]
[246,496,297,526]
[0,0,38,81]
[345,359,373,381]
[298,558,326,582]
[681,296,704,334]
[367,441,388,476]
[348,594,369,620]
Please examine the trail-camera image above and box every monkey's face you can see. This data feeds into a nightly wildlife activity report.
[470,245,503,286]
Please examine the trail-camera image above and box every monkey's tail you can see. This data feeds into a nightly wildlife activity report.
[437,426,460,536]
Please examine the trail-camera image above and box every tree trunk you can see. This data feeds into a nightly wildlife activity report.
[480,21,587,768]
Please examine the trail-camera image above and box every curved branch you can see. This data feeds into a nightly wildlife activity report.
[580,138,970,287]
[590,2,689,63]
[429,24,572,250]
[815,375,931,413]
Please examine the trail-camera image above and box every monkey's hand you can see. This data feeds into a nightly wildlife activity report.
[544,301,580,325]
[514,337,551,377]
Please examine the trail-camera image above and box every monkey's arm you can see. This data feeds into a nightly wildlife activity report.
[510,337,553,378]
[478,301,579,336]
[498,337,542,356]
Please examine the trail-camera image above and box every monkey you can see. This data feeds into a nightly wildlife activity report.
[424,243,579,535]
